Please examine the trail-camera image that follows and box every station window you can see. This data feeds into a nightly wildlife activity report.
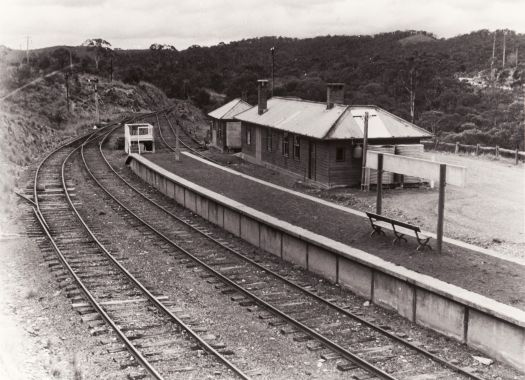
[293,135,300,160]
[282,133,289,157]
[246,126,252,145]
[336,147,345,162]
[266,129,272,152]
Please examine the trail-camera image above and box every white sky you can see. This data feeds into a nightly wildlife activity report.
[1,0,524,50]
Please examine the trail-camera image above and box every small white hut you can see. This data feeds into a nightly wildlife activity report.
[124,123,155,154]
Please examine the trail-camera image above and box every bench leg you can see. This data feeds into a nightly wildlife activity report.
[392,233,407,245]
[416,238,432,251]
[370,226,385,237]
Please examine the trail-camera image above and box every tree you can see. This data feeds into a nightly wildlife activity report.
[82,38,112,70]
[51,48,71,70]
[418,110,444,135]
[149,43,177,51]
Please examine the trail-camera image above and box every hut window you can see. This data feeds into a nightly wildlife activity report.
[282,133,289,157]
[293,136,300,159]
[246,126,252,145]
[266,129,272,152]
[336,147,345,162]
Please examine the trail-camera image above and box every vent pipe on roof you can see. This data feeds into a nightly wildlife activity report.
[258,79,269,115]
[326,83,345,109]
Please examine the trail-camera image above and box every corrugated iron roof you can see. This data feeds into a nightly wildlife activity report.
[326,106,431,139]
[234,97,432,140]
[208,98,252,120]
[234,97,348,139]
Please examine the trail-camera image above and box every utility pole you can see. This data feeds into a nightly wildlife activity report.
[353,112,376,191]
[436,164,447,254]
[361,112,370,191]
[110,55,113,82]
[409,68,415,123]
[183,79,189,99]
[491,31,496,77]
[502,31,507,68]
[88,78,100,124]
[175,119,181,161]
[95,79,99,124]
[490,32,497,125]
[516,46,519,68]
[26,36,30,64]
[65,72,70,113]
[270,46,275,97]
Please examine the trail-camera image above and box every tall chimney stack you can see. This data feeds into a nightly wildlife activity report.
[326,83,345,109]
[258,79,269,115]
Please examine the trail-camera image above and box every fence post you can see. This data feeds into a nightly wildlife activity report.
[437,164,447,254]
[476,144,480,156]
[495,145,500,158]
[434,139,439,150]
[455,142,459,154]
[516,148,519,165]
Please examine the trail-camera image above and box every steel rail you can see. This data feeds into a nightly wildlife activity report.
[161,112,221,165]
[155,113,174,152]
[80,125,251,380]
[91,129,400,379]
[163,109,206,148]
[32,111,143,210]
[28,108,189,380]
[100,125,486,380]
[32,132,164,379]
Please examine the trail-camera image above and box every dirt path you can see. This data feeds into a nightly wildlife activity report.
[375,152,525,256]
[0,208,125,380]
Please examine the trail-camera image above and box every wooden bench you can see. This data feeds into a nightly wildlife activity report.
[365,212,432,251]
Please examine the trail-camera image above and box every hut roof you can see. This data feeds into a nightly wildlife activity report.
[208,98,252,120]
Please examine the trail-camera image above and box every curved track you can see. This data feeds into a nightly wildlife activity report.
[153,111,221,165]
[31,113,250,380]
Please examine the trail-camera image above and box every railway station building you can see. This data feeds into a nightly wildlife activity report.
[234,80,432,188]
[208,98,252,152]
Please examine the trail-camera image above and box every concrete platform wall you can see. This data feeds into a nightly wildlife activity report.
[128,155,525,372]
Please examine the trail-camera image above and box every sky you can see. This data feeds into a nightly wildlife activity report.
[1,0,524,50]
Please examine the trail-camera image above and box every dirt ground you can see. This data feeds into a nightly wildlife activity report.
[0,206,129,380]
[354,152,525,258]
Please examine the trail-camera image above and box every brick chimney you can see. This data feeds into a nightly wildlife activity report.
[258,79,269,115]
[326,83,345,109]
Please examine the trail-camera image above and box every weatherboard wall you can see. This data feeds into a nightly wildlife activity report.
[128,154,525,372]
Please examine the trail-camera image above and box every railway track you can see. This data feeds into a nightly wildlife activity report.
[29,115,250,380]
[152,110,221,165]
[77,118,489,379]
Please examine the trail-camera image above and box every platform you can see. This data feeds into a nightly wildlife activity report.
[127,151,525,371]
[145,152,525,307]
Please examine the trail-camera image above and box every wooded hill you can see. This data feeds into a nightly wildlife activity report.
[2,30,524,149]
